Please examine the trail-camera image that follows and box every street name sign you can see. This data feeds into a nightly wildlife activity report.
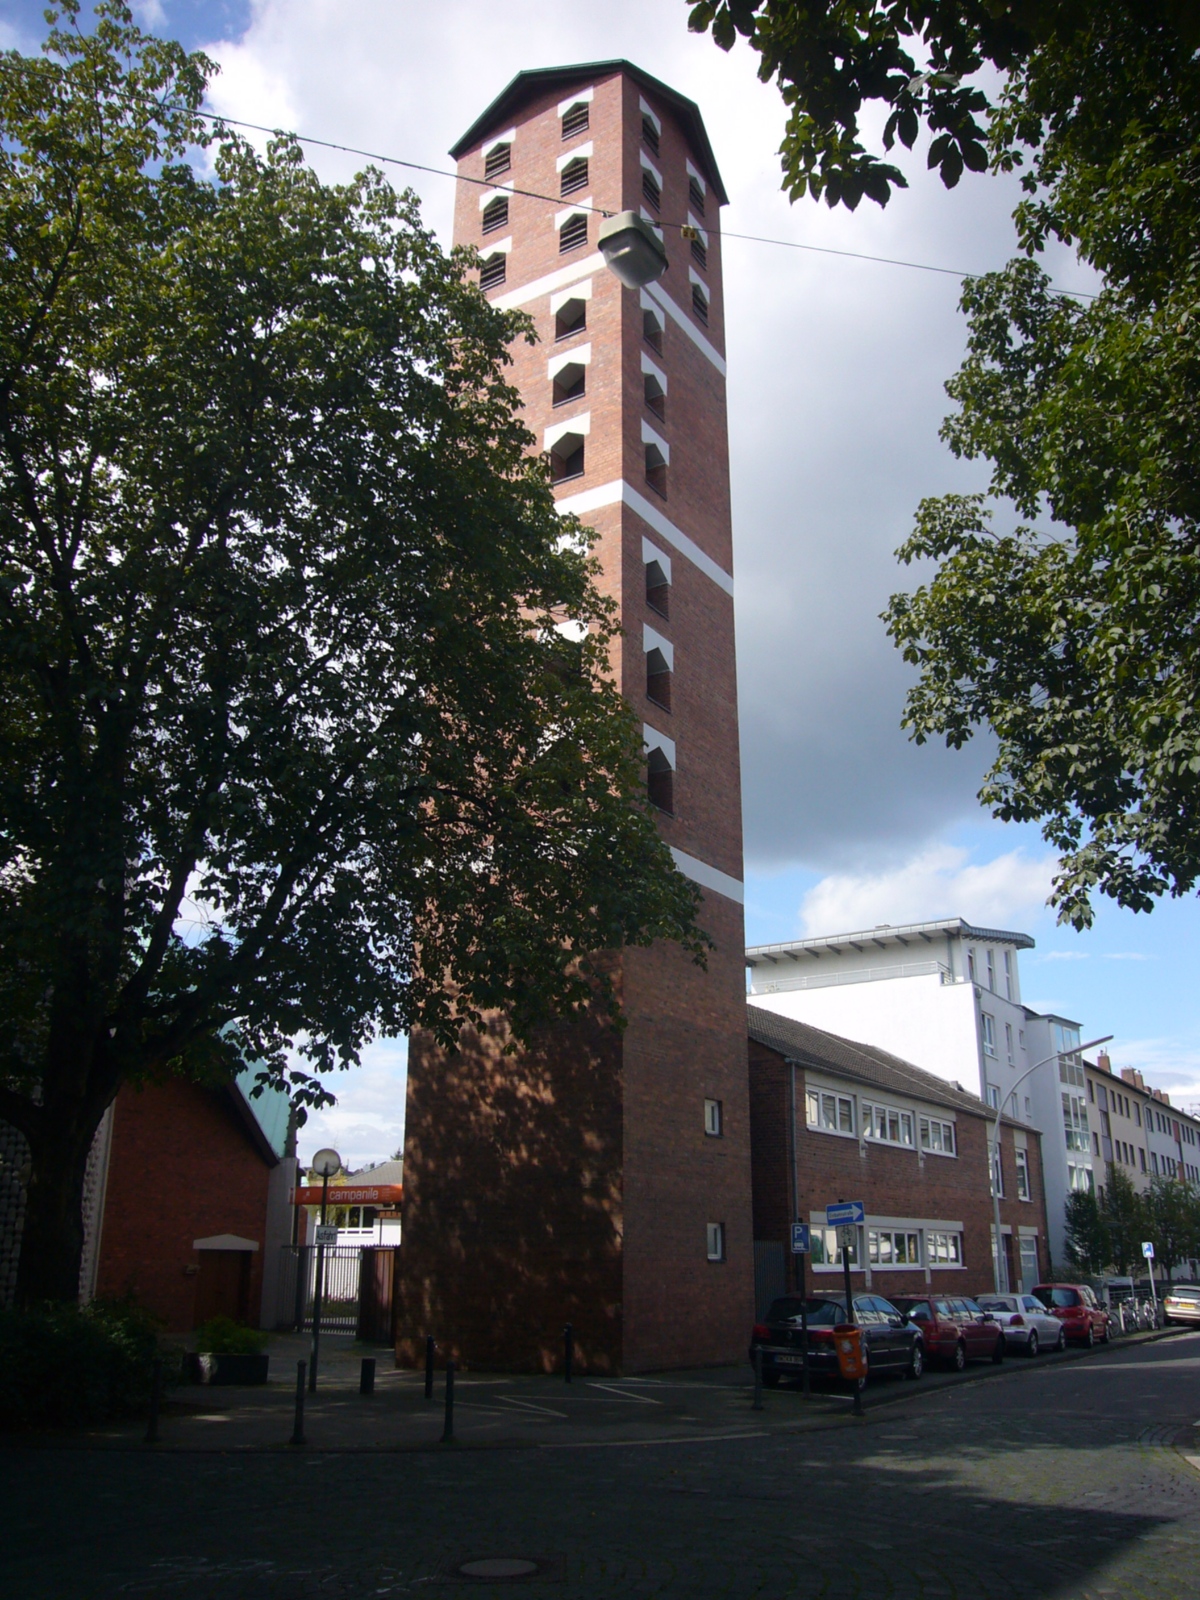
[315,1225,338,1248]
[826,1200,865,1226]
[790,1223,811,1255]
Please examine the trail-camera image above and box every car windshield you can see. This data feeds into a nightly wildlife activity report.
[765,1298,844,1326]
[1034,1287,1081,1308]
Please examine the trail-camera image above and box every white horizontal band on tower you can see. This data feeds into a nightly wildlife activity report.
[555,480,734,597]
[493,253,606,311]
[670,848,744,905]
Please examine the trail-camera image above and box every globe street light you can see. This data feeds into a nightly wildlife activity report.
[308,1146,342,1392]
[990,1037,1112,1293]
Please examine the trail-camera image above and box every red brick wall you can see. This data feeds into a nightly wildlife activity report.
[397,66,752,1373]
[748,1040,1051,1300]
[95,1080,273,1332]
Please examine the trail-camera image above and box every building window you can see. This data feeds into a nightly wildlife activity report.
[1135,1103,1142,1126]
[868,1229,921,1267]
[982,1012,997,1056]
[691,281,709,324]
[919,1117,956,1156]
[1087,1079,1094,1103]
[479,253,506,291]
[481,195,508,235]
[548,432,585,484]
[1093,1131,1100,1155]
[706,1222,725,1262]
[643,305,664,353]
[645,439,667,498]
[1004,948,1013,999]
[645,556,669,618]
[1015,1147,1031,1200]
[551,361,586,407]
[1063,1093,1090,1152]
[646,646,672,711]
[986,949,995,990]
[967,948,976,981]
[484,142,511,181]
[807,1089,855,1136]
[688,175,706,214]
[926,1231,963,1266]
[1005,1022,1014,1064]
[691,233,708,270]
[559,213,587,253]
[1140,1147,1147,1171]
[991,1146,1004,1198]
[641,169,661,210]
[642,112,659,154]
[561,100,589,138]
[1067,1162,1094,1192]
[704,1098,722,1137]
[646,747,673,814]
[560,156,589,197]
[554,295,587,340]
[811,1225,859,1267]
[987,1085,1000,1110]
[861,1101,914,1147]
[1019,1028,1025,1050]
[644,368,666,420]
[1024,1096,1032,1120]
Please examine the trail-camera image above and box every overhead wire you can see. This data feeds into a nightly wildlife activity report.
[188,108,1098,300]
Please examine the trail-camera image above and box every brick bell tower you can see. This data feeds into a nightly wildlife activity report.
[395,62,752,1373]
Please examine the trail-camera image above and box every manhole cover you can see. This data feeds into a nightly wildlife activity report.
[458,1559,539,1580]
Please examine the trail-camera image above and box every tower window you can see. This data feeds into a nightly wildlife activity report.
[484,143,511,182]
[647,747,673,813]
[706,1222,725,1262]
[561,100,589,138]
[642,113,659,155]
[645,558,670,619]
[548,432,585,483]
[481,195,508,235]
[560,156,588,197]
[479,253,506,291]
[559,213,588,253]
[646,646,672,711]
[643,369,665,420]
[688,176,706,214]
[691,282,709,324]
[690,234,707,270]
[551,361,586,407]
[643,306,664,353]
[705,1099,723,1137]
[641,170,661,211]
[554,296,587,340]
[645,440,667,498]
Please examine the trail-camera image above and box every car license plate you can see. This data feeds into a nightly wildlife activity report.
[776,1355,806,1365]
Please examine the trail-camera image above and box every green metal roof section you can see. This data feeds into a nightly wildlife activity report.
[449,61,729,205]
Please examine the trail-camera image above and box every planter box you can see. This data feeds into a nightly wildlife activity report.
[184,1351,270,1386]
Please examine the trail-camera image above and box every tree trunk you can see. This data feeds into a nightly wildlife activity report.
[14,1109,105,1306]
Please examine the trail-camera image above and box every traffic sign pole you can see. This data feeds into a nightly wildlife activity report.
[1143,1241,1158,1319]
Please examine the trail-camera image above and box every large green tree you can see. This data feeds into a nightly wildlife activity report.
[692,1,1200,926]
[1143,1176,1200,1284]
[1099,1166,1144,1277]
[0,6,704,1304]
[1062,1186,1106,1277]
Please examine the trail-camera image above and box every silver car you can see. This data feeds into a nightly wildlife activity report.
[975,1293,1066,1356]
[1163,1285,1200,1326]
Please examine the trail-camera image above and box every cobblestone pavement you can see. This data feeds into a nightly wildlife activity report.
[4,1329,1200,1598]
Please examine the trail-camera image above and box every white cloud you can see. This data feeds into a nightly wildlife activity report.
[296,1035,407,1173]
[1037,950,1089,962]
[799,843,1057,936]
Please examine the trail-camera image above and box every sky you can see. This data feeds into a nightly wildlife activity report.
[6,0,1199,1160]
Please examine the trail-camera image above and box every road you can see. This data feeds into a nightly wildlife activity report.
[3,1329,1200,1597]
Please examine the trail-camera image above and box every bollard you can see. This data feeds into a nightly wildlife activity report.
[360,1357,376,1396]
[441,1358,455,1443]
[564,1323,574,1384]
[424,1334,435,1401]
[291,1359,306,1447]
[144,1356,162,1444]
[753,1344,763,1411]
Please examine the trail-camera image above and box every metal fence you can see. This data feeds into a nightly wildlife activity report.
[275,1244,399,1340]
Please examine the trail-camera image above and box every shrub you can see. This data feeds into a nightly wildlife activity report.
[193,1316,268,1355]
[0,1299,163,1428]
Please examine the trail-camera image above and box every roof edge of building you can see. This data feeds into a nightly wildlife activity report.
[746,916,1035,963]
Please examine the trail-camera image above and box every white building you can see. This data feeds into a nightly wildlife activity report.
[746,918,1098,1271]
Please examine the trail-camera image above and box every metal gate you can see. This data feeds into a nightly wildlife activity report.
[276,1245,399,1339]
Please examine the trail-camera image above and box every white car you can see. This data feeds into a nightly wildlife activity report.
[975,1293,1067,1356]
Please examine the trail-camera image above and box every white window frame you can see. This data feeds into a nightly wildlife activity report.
[704,1098,722,1137]
[706,1221,725,1262]
[806,1087,856,1138]
[810,1224,861,1270]
[868,1229,921,1268]
[1015,1146,1031,1200]
[982,1011,997,1056]
[920,1116,957,1157]
[861,1100,915,1148]
[926,1230,964,1268]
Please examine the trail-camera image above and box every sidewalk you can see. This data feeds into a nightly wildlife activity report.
[4,1324,1183,1455]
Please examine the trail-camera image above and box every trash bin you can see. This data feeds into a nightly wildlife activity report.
[833,1324,866,1381]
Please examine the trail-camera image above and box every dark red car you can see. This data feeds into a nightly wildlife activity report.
[891,1294,1006,1369]
[1032,1283,1111,1346]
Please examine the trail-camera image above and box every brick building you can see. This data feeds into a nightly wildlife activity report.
[747,1006,1050,1311]
[395,62,753,1374]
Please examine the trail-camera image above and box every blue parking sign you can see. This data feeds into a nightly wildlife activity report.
[790,1222,810,1255]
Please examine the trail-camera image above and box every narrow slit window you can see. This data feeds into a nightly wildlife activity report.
[643,369,665,420]
[690,234,707,270]
[559,213,588,254]
[706,1222,725,1262]
[704,1099,723,1137]
[645,558,669,619]
[484,143,511,181]
[645,440,667,498]
[481,195,508,235]
[643,307,664,353]
[561,101,589,138]
[642,170,661,211]
[642,114,659,155]
[560,156,588,197]
[479,253,506,291]
[646,646,671,711]
[551,361,586,407]
[688,176,706,214]
[691,282,709,324]
[647,748,673,813]
[548,433,585,484]
[555,296,587,340]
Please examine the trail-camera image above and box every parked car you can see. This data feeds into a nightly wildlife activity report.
[974,1293,1067,1357]
[890,1295,1006,1369]
[749,1293,924,1388]
[1163,1285,1200,1326]
[1032,1283,1111,1345]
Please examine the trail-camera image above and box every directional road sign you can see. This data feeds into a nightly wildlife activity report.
[790,1223,811,1255]
[1142,1240,1156,1259]
[826,1200,865,1226]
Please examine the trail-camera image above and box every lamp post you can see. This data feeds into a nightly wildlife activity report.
[308,1146,342,1393]
[989,1036,1112,1293]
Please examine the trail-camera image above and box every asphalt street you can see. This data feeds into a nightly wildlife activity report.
[4,1328,1200,1598]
